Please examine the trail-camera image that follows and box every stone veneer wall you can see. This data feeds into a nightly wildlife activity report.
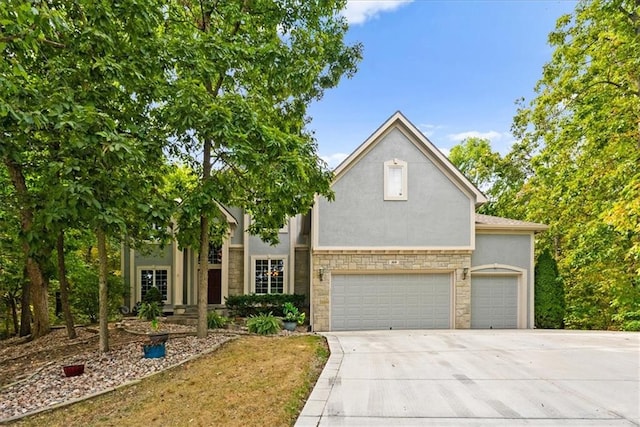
[311,251,472,331]
[294,248,310,305]
[228,247,244,296]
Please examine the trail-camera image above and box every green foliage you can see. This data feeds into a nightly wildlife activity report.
[70,269,125,324]
[1,0,173,342]
[161,1,361,336]
[283,302,306,325]
[246,312,281,335]
[534,250,565,329]
[207,311,230,329]
[449,137,525,217]
[143,287,164,307]
[613,304,640,332]
[508,0,640,330]
[138,302,162,322]
[225,293,305,317]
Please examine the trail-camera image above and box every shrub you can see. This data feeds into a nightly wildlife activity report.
[617,310,640,331]
[143,287,164,307]
[535,249,565,329]
[246,312,281,335]
[207,311,230,329]
[138,302,162,321]
[70,270,126,323]
[283,302,306,325]
[225,293,305,317]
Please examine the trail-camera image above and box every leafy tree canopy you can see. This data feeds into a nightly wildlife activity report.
[512,0,640,329]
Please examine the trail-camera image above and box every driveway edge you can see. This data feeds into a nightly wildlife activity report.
[295,334,344,426]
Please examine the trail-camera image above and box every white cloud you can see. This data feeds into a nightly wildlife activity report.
[446,130,507,143]
[342,0,413,25]
[321,152,349,169]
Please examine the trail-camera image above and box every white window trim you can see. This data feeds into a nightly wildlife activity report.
[250,256,287,294]
[136,265,172,304]
[384,159,408,200]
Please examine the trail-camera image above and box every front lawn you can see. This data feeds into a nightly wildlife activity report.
[9,335,328,427]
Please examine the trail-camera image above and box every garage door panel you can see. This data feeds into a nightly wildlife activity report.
[331,274,451,331]
[471,276,518,329]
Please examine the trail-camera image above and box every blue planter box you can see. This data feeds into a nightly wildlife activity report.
[143,343,166,358]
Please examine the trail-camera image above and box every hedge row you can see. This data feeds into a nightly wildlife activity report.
[225,293,305,317]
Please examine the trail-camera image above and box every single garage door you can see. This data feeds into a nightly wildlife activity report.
[331,274,451,331]
[471,276,518,329]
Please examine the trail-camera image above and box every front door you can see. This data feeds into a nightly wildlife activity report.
[207,269,222,304]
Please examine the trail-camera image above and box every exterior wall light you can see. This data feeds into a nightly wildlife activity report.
[319,268,326,281]
[462,267,469,280]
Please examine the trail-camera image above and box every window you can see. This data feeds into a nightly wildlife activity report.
[139,267,170,302]
[254,258,285,294]
[384,159,408,200]
[207,243,222,264]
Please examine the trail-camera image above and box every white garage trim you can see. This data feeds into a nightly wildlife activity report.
[328,271,455,331]
[470,264,527,328]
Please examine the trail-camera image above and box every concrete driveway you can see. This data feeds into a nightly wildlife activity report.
[296,330,640,426]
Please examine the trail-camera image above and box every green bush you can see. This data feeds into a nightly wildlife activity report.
[225,293,305,317]
[207,311,230,329]
[143,286,164,307]
[246,312,281,335]
[535,249,565,329]
[70,269,126,323]
[617,310,640,331]
[283,302,306,325]
[138,302,162,321]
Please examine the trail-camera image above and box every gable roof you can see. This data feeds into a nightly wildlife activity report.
[216,202,238,225]
[475,214,548,232]
[333,111,488,206]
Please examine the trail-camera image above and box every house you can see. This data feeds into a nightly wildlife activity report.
[122,112,547,331]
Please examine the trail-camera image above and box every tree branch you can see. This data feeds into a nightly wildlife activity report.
[0,31,66,49]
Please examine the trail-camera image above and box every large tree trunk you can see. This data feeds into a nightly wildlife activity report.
[57,231,76,339]
[97,227,109,352]
[5,157,49,338]
[197,138,212,339]
[19,269,31,337]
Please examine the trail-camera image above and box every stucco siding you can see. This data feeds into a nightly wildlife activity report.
[472,234,531,269]
[318,128,472,248]
[134,243,173,266]
[227,206,244,245]
[247,233,290,256]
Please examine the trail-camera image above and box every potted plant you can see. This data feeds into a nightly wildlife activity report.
[138,301,168,358]
[282,302,305,332]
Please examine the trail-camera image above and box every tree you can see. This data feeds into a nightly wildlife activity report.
[0,168,27,336]
[534,249,565,328]
[1,1,172,347]
[161,0,362,337]
[512,0,640,329]
[449,137,525,217]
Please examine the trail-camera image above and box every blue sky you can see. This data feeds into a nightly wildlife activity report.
[308,0,578,168]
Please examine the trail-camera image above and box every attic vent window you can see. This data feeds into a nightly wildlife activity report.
[384,159,408,200]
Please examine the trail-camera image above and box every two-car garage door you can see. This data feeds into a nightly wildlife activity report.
[331,274,451,331]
